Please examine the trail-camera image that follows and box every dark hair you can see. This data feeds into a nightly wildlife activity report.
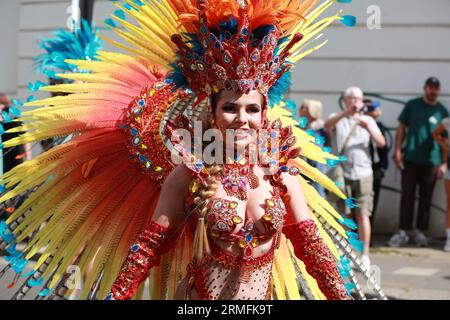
[210,92,221,113]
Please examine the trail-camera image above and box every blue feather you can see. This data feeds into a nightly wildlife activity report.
[284,99,298,119]
[28,278,44,287]
[21,270,36,277]
[34,19,102,79]
[252,25,276,41]
[349,238,364,252]
[345,282,356,292]
[340,15,357,27]
[346,230,359,240]
[322,146,332,153]
[326,158,340,168]
[268,70,292,107]
[114,9,126,20]
[38,288,51,297]
[274,35,291,55]
[345,198,358,209]
[341,217,358,230]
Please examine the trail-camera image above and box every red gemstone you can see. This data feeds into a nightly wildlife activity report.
[288,148,301,159]
[245,247,253,257]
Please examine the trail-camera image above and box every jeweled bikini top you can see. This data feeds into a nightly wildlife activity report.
[185,178,287,259]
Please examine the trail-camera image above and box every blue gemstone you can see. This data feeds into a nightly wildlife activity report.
[270,131,278,138]
[195,161,203,168]
[201,25,207,34]
[281,145,288,151]
[261,148,267,154]
[241,28,248,36]
[138,99,145,107]
[131,244,139,252]
[280,165,288,172]
[131,128,138,136]
[270,147,277,154]
[246,234,253,242]
[215,42,221,49]
[105,293,113,300]
[139,154,147,162]
[132,136,141,145]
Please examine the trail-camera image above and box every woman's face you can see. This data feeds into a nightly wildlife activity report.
[299,104,312,121]
[213,89,264,150]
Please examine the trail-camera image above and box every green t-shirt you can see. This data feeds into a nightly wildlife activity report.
[398,97,449,166]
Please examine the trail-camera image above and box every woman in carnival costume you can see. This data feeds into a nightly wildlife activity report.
[0,0,386,300]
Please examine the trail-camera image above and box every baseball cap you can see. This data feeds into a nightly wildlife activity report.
[425,77,440,87]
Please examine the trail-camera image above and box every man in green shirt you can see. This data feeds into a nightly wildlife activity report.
[389,77,449,247]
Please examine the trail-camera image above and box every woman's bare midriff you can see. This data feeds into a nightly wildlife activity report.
[174,237,275,300]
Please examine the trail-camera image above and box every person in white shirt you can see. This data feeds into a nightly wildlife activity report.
[324,86,386,269]
[433,117,450,252]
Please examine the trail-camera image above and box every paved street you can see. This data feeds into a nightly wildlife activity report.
[0,235,449,300]
[359,236,450,300]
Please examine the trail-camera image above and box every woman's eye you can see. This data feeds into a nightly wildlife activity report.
[248,106,260,113]
[222,105,235,112]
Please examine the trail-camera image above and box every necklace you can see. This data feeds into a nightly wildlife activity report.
[221,156,259,201]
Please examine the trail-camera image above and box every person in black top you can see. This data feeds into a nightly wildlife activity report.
[363,99,391,224]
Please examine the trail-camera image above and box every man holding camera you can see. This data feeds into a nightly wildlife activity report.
[325,86,386,269]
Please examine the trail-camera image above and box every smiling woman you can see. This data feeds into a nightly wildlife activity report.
[0,0,381,301]
[212,89,264,150]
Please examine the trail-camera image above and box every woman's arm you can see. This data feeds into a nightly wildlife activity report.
[281,172,312,224]
[433,123,449,150]
[106,165,192,300]
[281,173,350,300]
[151,164,194,229]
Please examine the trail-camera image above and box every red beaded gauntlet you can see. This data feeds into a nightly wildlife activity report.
[282,219,350,300]
[105,221,170,300]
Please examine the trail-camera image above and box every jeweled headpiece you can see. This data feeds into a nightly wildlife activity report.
[170,0,302,100]
[167,0,355,107]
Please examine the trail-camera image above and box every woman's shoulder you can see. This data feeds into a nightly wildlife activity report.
[163,164,194,190]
